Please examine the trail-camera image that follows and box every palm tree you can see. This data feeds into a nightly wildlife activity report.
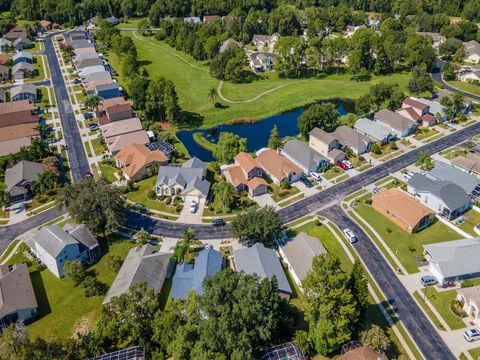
[452,93,464,113]
[85,95,100,112]
[415,151,434,171]
[0,186,9,208]
[33,171,58,195]
[173,227,202,263]
[213,180,236,212]
[207,86,217,106]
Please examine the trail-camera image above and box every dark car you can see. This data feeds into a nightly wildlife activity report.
[89,123,98,130]
[84,171,93,178]
[212,219,226,226]
[73,78,81,84]
[301,176,313,188]
[83,112,93,120]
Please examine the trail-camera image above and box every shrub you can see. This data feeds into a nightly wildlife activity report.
[386,227,392,233]
[408,245,416,253]
[461,279,475,288]
[371,143,381,155]
[147,189,157,200]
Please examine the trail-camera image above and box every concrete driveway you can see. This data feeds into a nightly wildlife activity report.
[178,198,205,224]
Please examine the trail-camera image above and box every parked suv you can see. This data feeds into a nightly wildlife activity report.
[420,275,438,286]
[310,172,322,182]
[464,328,480,342]
[343,228,357,243]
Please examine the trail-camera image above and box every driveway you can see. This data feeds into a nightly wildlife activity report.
[178,198,205,224]
[253,193,276,208]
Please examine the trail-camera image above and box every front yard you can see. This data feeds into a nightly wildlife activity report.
[420,288,466,330]
[323,166,344,180]
[99,164,119,183]
[413,128,438,141]
[457,208,480,237]
[270,185,301,203]
[370,142,398,159]
[202,193,257,217]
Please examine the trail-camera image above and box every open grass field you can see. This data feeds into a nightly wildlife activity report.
[108,32,411,128]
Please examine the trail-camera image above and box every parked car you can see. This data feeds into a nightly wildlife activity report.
[343,228,357,243]
[464,328,480,342]
[420,275,438,286]
[337,161,348,170]
[212,219,226,226]
[189,201,197,213]
[310,172,322,182]
[372,186,380,194]
[73,78,81,84]
[83,112,93,120]
[89,123,98,130]
[403,172,413,180]
[342,160,353,169]
[301,176,313,188]
[84,171,93,178]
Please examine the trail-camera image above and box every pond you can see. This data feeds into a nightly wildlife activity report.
[177,99,355,162]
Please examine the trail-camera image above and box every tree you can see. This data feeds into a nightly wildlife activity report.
[298,103,339,137]
[0,186,8,208]
[122,52,139,77]
[213,132,247,164]
[416,151,434,171]
[134,227,151,245]
[107,255,124,272]
[370,143,381,155]
[56,178,125,238]
[361,325,390,353]
[268,125,282,150]
[302,254,359,355]
[207,86,217,106]
[137,18,152,36]
[349,259,369,326]
[442,62,456,81]
[84,95,100,112]
[33,170,57,194]
[0,322,28,359]
[213,179,236,212]
[407,66,434,95]
[274,36,304,78]
[453,93,464,113]
[64,259,86,286]
[173,227,202,263]
[231,206,283,247]
[439,38,463,60]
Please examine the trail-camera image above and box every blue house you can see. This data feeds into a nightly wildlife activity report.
[95,82,121,99]
[171,246,223,300]
[12,51,33,65]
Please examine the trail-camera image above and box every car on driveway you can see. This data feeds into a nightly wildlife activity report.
[310,172,322,182]
[212,219,226,226]
[372,186,380,194]
[89,123,99,131]
[189,201,197,213]
[343,228,357,243]
[83,112,93,120]
[337,161,348,170]
[342,160,353,169]
[420,275,438,286]
[464,328,480,342]
[301,176,313,188]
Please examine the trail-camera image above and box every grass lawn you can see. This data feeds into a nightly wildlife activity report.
[457,208,480,236]
[108,32,411,128]
[323,166,344,180]
[99,164,118,183]
[420,288,466,330]
[413,128,438,141]
[91,139,107,156]
[278,193,304,207]
[202,194,257,217]
[0,239,19,263]
[125,177,181,214]
[371,143,399,159]
[439,146,467,160]
[470,347,480,360]
[31,56,45,81]
[192,132,217,152]
[27,233,134,339]
[413,291,446,331]
[447,80,480,97]
[271,185,301,202]
[84,142,92,157]
[333,174,350,183]
[354,202,462,273]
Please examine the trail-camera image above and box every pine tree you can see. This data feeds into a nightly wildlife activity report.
[268,126,282,150]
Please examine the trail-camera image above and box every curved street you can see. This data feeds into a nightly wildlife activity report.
[432,58,480,101]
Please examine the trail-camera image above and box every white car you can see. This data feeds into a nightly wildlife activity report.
[310,172,322,182]
[342,160,353,169]
[189,201,197,213]
[343,228,357,243]
[464,328,480,342]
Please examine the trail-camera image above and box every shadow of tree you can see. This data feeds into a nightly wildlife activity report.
[177,111,204,129]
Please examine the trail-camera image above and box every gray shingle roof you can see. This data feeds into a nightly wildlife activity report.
[95,82,119,92]
[309,127,336,145]
[464,40,480,57]
[103,244,171,304]
[12,62,33,74]
[10,84,36,99]
[375,109,415,132]
[280,232,327,282]
[4,160,43,192]
[282,139,328,171]
[63,223,98,250]
[30,225,79,258]
[426,161,480,196]
[424,238,480,279]
[408,173,471,210]
[333,125,371,151]
[234,243,291,295]
[83,71,112,83]
[12,51,32,62]
[0,263,37,318]
[354,118,393,142]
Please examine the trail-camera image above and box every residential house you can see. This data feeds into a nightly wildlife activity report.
[252,33,280,48]
[101,117,149,154]
[96,97,134,125]
[464,40,480,63]
[115,143,169,182]
[184,17,201,24]
[456,286,480,326]
[74,45,97,57]
[354,118,396,144]
[407,173,471,220]
[73,52,99,66]
[69,39,91,47]
[417,32,446,48]
[458,68,480,82]
[75,57,103,70]
[255,148,303,185]
[0,123,39,157]
[12,51,32,65]
[4,160,43,203]
[101,117,142,139]
[203,15,219,23]
[0,263,37,329]
[84,79,114,96]
[82,70,112,83]
[0,54,11,65]
[155,157,211,201]
[372,188,434,233]
[145,141,175,159]
[309,127,345,163]
[279,232,327,287]
[13,37,32,51]
[12,62,34,80]
[171,246,223,300]
[374,109,417,138]
[0,64,9,81]
[234,243,292,299]
[424,238,480,283]
[333,125,371,155]
[0,100,38,128]
[87,16,99,28]
[10,84,37,102]
[344,25,367,37]
[411,97,447,122]
[249,52,274,71]
[452,152,480,177]
[426,161,480,199]
[339,344,388,360]
[4,27,27,42]
[222,152,268,197]
[39,20,52,32]
[281,139,329,173]
[79,65,106,79]
[0,38,11,50]
[106,16,119,24]
[28,224,100,278]
[95,82,121,99]
[103,244,171,304]
[219,38,243,53]
[397,97,437,127]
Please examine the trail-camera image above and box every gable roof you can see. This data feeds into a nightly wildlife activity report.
[13,51,32,62]
[31,225,79,258]
[375,109,415,131]
[4,160,43,191]
[333,125,371,151]
[457,285,480,306]
[63,223,99,250]
[101,117,142,139]
[280,232,327,282]
[309,127,336,145]
[10,84,36,98]
[256,148,302,181]
[76,57,103,69]
[339,346,387,360]
[155,159,210,197]
[183,157,207,170]
[452,152,480,174]
[234,151,260,173]
[115,143,168,178]
[424,238,480,279]
[464,40,480,56]
[403,97,429,112]
[95,82,120,92]
[426,161,480,196]
[103,244,171,304]
[0,263,37,318]
[12,62,33,74]
[234,243,291,295]
[220,38,242,53]
[282,139,328,170]
[106,130,150,153]
[224,164,267,190]
[83,70,112,83]
[354,118,393,142]
[98,96,131,111]
[411,97,446,117]
[0,123,39,142]
[171,247,223,300]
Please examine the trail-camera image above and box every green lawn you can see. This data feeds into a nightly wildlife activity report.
[278,193,304,207]
[447,80,480,97]
[354,202,462,273]
[0,240,19,263]
[413,291,446,331]
[91,139,107,156]
[470,347,480,360]
[271,185,301,202]
[125,177,182,214]
[192,132,217,152]
[202,194,257,217]
[27,234,134,339]
[107,32,411,128]
[413,128,438,141]
[323,166,344,180]
[84,142,92,157]
[99,164,118,183]
[457,208,480,236]
[420,288,466,330]
[31,56,46,81]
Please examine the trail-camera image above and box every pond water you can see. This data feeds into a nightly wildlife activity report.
[177,100,355,162]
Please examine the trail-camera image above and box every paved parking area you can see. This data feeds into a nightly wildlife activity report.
[177,198,205,224]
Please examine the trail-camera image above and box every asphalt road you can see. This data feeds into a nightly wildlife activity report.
[43,33,90,182]
[320,205,455,360]
[432,59,480,101]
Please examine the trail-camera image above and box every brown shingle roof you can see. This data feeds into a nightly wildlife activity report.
[106,130,150,153]
[101,118,142,139]
[452,153,480,174]
[0,100,36,114]
[0,100,38,127]
[0,54,11,64]
[115,143,168,178]
[403,97,429,112]
[375,109,415,131]
[339,346,388,360]
[107,102,133,115]
[256,149,302,181]
[457,285,480,306]
[0,137,32,157]
[224,164,267,190]
[234,152,260,173]
[309,127,336,145]
[0,123,39,141]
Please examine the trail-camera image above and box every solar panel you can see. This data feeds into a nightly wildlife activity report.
[145,141,174,157]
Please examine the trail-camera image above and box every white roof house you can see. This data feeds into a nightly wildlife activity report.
[354,118,396,144]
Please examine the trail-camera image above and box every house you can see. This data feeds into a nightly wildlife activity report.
[95,82,121,99]
[28,224,100,278]
[75,57,103,70]
[333,125,371,155]
[87,16,99,28]
[74,51,99,64]
[411,97,447,122]
[115,143,169,182]
[103,244,171,304]
[354,118,396,144]
[372,188,434,233]
[12,62,34,80]
[155,157,211,201]
[459,69,480,82]
[281,139,330,173]
[464,40,480,63]
[203,15,219,23]
[96,97,134,125]
[452,152,480,177]
[74,45,97,57]
[4,27,27,42]
[397,97,437,127]
[39,20,52,32]
[219,38,243,53]
[407,173,471,220]
[249,52,275,71]
[83,70,112,83]
[255,148,303,185]
[344,25,367,37]
[222,152,268,197]
[85,79,115,96]
[12,51,33,65]
[0,64,9,81]
[374,109,417,138]
[279,232,327,287]
[184,17,201,24]
[13,37,32,51]
[0,263,37,329]
[0,100,38,128]
[0,54,11,65]
[252,33,280,48]
[339,344,388,360]
[309,127,345,163]
[101,117,143,140]
[234,243,292,299]
[70,39,91,47]
[0,38,11,50]
[0,123,39,157]
[426,161,480,199]
[417,32,446,48]
[4,160,44,203]
[106,16,119,24]
[171,246,223,300]
[79,65,106,79]
[456,286,480,326]
[145,141,175,159]
[424,238,480,284]
[10,84,37,102]
[105,130,150,154]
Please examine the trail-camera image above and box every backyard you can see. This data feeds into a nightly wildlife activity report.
[457,208,480,237]
[107,32,411,128]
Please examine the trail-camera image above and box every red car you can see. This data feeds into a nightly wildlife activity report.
[337,161,348,170]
